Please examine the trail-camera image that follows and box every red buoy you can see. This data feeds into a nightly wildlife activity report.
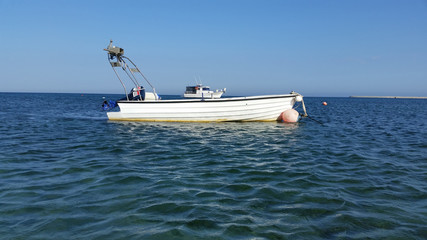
[278,109,300,123]
[322,102,327,106]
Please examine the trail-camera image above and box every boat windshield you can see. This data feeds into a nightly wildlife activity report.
[185,87,196,93]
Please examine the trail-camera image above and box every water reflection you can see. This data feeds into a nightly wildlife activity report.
[111,121,301,141]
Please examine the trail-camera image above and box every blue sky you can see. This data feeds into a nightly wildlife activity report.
[0,0,426,96]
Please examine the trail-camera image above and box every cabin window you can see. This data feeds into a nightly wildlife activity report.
[186,87,196,93]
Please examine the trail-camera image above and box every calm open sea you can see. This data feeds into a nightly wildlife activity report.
[0,92,426,239]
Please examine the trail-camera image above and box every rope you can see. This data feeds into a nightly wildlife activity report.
[303,114,324,125]
[293,92,323,125]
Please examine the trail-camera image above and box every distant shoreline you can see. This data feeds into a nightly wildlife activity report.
[350,96,427,99]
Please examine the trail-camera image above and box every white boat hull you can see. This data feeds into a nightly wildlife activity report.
[107,94,298,122]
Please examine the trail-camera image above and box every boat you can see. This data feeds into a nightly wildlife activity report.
[102,40,307,122]
[184,84,226,99]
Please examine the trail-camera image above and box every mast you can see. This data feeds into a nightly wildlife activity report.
[104,40,158,100]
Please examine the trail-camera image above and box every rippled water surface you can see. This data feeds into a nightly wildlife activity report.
[1,93,426,239]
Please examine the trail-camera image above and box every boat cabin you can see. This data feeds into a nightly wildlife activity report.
[185,85,211,94]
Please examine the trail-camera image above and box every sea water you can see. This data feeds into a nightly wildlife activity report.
[0,93,426,239]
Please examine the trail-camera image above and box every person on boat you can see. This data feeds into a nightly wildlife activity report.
[120,86,146,100]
